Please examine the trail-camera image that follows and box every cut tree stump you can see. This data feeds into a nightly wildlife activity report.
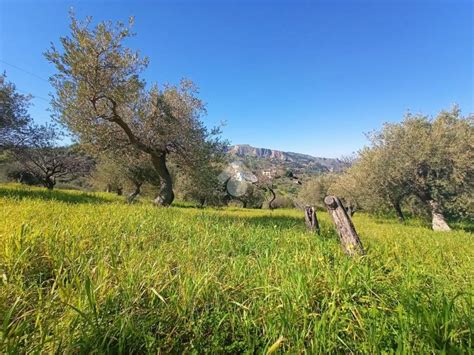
[324,196,365,256]
[304,206,320,234]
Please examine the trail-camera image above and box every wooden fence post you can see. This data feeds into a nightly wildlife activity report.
[324,196,365,256]
[304,206,320,234]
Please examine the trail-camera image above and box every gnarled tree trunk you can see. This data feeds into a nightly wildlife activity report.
[127,182,142,204]
[44,176,55,190]
[199,197,206,207]
[429,200,451,231]
[268,187,276,210]
[391,198,405,222]
[151,152,174,206]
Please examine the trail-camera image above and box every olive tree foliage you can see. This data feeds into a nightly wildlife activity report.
[121,150,160,203]
[45,15,223,206]
[330,147,409,220]
[253,170,280,209]
[361,146,409,221]
[89,156,125,195]
[0,73,31,149]
[254,169,301,209]
[9,124,93,189]
[173,132,228,206]
[269,195,295,209]
[233,184,265,209]
[174,163,226,207]
[297,174,335,210]
[332,107,473,230]
[328,171,363,216]
[91,148,159,202]
[380,108,473,230]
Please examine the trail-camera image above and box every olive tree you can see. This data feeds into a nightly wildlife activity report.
[10,124,92,189]
[254,169,301,209]
[297,173,335,210]
[175,163,225,207]
[328,170,362,216]
[90,157,125,195]
[46,15,222,205]
[340,146,410,221]
[375,108,473,231]
[336,107,473,230]
[92,148,159,202]
[234,184,265,208]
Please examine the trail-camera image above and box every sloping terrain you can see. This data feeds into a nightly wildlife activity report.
[0,184,473,353]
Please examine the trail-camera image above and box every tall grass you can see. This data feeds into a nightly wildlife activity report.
[1,184,473,353]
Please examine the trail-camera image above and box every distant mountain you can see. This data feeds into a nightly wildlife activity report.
[227,144,348,174]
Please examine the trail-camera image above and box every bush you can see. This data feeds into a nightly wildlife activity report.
[269,195,295,209]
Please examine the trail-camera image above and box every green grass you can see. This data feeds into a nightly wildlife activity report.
[1,184,473,353]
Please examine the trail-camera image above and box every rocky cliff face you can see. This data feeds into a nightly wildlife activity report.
[228,145,288,160]
[227,144,347,173]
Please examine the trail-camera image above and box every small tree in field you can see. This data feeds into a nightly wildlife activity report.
[328,171,362,216]
[175,164,225,207]
[92,149,159,202]
[234,183,265,208]
[10,124,92,189]
[90,157,126,195]
[122,151,160,203]
[46,15,223,205]
[298,174,335,210]
[173,132,228,206]
[334,147,410,221]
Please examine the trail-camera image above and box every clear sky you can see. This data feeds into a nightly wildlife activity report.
[1,0,472,158]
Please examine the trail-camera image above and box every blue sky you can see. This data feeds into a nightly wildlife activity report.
[1,0,472,158]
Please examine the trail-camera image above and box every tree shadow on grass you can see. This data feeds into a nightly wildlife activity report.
[202,211,336,238]
[449,221,474,233]
[233,214,303,230]
[0,186,112,204]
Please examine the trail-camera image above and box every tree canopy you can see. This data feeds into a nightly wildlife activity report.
[46,15,224,205]
[9,124,93,189]
[0,73,32,149]
[331,107,473,230]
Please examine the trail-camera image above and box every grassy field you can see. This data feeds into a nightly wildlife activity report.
[0,184,473,353]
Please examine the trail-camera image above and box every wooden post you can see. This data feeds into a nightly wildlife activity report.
[304,206,320,234]
[324,196,365,256]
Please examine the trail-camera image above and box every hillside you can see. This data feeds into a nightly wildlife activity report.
[1,184,473,353]
[227,144,348,174]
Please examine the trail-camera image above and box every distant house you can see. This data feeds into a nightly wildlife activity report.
[262,169,278,178]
